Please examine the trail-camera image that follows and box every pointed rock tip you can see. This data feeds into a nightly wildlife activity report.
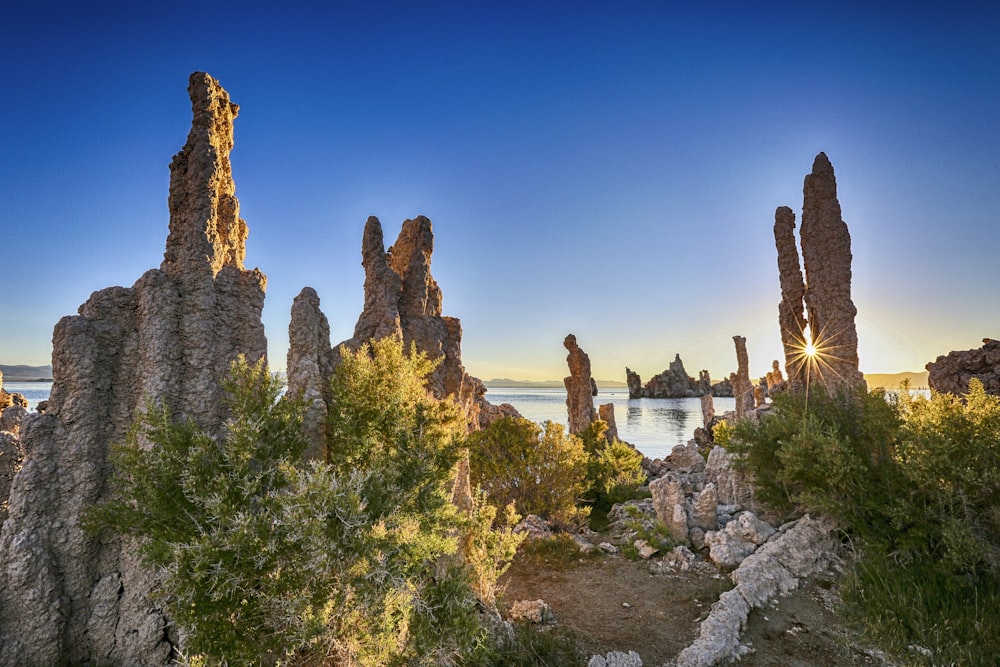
[812,152,833,174]
[564,334,578,349]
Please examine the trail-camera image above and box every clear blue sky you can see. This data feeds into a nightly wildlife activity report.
[2,2,998,382]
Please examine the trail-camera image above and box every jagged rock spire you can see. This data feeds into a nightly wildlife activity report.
[774,205,807,388]
[774,153,864,391]
[0,73,266,665]
[162,72,249,279]
[564,334,597,435]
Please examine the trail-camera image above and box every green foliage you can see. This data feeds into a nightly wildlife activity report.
[467,417,590,528]
[727,385,901,533]
[619,513,675,561]
[459,622,588,667]
[516,532,592,568]
[580,421,646,511]
[92,345,483,666]
[730,379,1000,665]
[461,488,525,607]
[894,379,1000,576]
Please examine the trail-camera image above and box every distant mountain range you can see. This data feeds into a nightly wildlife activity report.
[0,364,53,381]
[485,378,628,389]
[864,371,929,390]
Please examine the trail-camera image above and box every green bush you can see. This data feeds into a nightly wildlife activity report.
[92,344,482,666]
[461,488,525,607]
[728,385,901,534]
[467,417,590,528]
[579,420,646,512]
[729,379,1000,665]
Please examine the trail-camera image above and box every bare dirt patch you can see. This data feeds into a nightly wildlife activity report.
[502,548,890,666]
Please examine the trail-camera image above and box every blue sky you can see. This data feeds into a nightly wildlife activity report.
[2,2,998,382]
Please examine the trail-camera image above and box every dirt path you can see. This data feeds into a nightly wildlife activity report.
[502,550,891,666]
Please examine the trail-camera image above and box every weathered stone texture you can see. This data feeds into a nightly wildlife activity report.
[286,287,336,460]
[625,367,643,398]
[774,154,865,392]
[926,338,1000,396]
[800,153,864,390]
[288,215,510,435]
[0,72,267,665]
[731,336,754,418]
[564,334,597,435]
[774,205,808,390]
[599,402,619,443]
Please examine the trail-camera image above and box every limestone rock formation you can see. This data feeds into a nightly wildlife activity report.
[774,154,864,391]
[774,206,808,390]
[676,514,837,667]
[626,367,643,399]
[0,72,267,665]
[0,371,27,411]
[286,216,512,434]
[0,431,23,526]
[564,334,597,435]
[286,287,336,459]
[765,359,785,391]
[599,402,619,443]
[926,338,1000,396]
[731,336,754,418]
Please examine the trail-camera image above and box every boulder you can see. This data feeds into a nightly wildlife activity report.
[926,338,1000,396]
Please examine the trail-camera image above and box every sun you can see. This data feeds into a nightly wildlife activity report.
[804,341,818,358]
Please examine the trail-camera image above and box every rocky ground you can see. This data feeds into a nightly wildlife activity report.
[502,540,893,666]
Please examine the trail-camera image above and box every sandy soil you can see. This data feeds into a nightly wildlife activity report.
[502,548,892,666]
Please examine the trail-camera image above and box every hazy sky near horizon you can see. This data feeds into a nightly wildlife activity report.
[2,2,998,383]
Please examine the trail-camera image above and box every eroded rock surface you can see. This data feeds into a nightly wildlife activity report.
[564,334,597,434]
[926,338,1000,396]
[731,336,754,418]
[774,154,865,392]
[675,514,838,667]
[286,216,511,434]
[0,72,267,665]
[286,287,336,459]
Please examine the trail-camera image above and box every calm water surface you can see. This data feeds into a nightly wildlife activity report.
[484,385,734,460]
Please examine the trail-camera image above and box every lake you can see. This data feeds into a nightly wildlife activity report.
[483,385,734,460]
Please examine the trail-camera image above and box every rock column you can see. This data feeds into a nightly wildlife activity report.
[0,72,267,665]
[563,334,597,435]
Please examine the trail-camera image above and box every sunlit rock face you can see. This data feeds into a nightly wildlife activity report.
[774,153,864,391]
[287,215,512,433]
[927,338,1000,395]
[564,334,597,435]
[0,72,267,665]
[730,336,755,418]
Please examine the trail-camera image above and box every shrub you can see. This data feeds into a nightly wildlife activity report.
[467,417,590,527]
[579,420,646,511]
[461,488,525,607]
[92,344,481,666]
[730,379,1000,665]
[727,384,902,534]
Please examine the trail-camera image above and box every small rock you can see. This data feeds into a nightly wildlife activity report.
[598,542,619,554]
[634,539,659,560]
[508,599,554,625]
[588,650,643,667]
